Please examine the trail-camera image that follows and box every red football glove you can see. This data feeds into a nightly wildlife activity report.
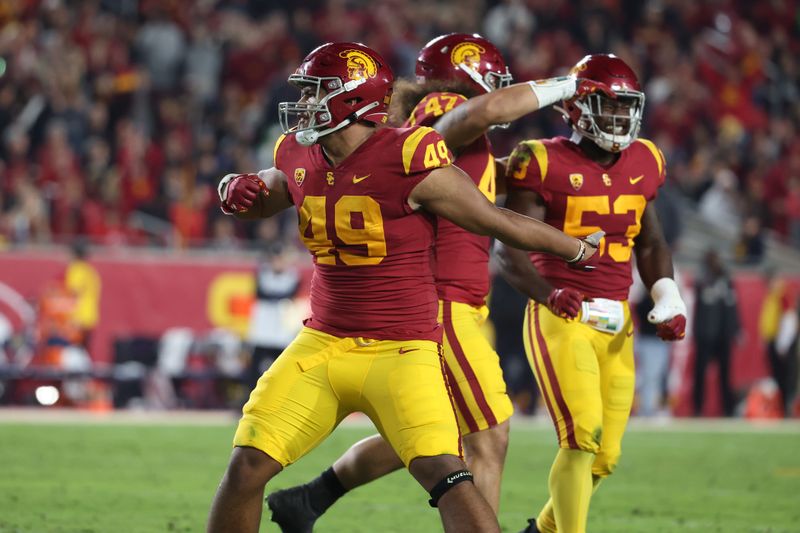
[546,287,585,319]
[655,315,687,341]
[218,173,268,214]
[575,79,617,99]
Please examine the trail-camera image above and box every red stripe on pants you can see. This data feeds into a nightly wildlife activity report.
[442,301,498,429]
[533,303,579,449]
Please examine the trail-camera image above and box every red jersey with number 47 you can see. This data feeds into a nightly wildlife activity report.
[274,126,454,342]
[405,92,496,306]
[506,136,666,300]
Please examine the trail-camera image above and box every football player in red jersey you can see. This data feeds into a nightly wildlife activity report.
[263,33,616,532]
[206,42,600,533]
[498,54,688,533]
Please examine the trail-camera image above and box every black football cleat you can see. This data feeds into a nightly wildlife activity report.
[266,485,321,533]
[518,518,540,533]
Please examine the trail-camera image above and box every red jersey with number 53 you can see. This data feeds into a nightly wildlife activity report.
[405,92,496,306]
[274,126,454,341]
[506,136,666,300]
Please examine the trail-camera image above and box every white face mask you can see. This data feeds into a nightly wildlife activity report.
[573,91,645,152]
[278,75,380,146]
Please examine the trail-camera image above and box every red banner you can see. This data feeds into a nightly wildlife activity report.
[0,250,797,415]
[0,250,310,364]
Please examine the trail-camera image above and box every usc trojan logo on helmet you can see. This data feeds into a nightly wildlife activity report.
[339,50,378,81]
[450,42,485,69]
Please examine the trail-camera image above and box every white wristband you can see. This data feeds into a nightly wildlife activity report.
[566,239,585,263]
[528,76,577,108]
[648,277,687,324]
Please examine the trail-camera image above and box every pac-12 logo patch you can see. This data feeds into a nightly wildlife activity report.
[339,49,378,81]
[294,168,306,187]
[569,173,584,191]
[450,42,485,70]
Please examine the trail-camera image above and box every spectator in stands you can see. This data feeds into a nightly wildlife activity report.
[734,213,766,265]
[0,0,797,257]
[692,249,741,417]
[786,176,800,248]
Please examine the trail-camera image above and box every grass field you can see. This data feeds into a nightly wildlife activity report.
[0,412,798,533]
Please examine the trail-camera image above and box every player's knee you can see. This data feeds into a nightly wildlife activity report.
[463,422,509,466]
[224,446,281,493]
[592,447,621,478]
[408,454,466,489]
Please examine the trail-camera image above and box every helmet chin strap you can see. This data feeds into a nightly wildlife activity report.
[457,63,493,93]
[295,101,382,146]
[296,129,320,146]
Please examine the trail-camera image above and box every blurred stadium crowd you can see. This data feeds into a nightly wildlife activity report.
[1,0,798,259]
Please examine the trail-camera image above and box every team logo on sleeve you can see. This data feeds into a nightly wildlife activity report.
[450,42,485,69]
[339,50,378,81]
[569,173,584,191]
[294,168,306,187]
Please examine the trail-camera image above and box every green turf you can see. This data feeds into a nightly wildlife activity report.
[0,419,798,532]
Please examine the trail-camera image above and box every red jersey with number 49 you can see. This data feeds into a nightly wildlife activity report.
[274,126,454,342]
[506,136,666,300]
[405,92,495,306]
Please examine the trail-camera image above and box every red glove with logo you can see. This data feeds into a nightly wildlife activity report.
[546,287,585,319]
[218,173,268,214]
[575,78,617,99]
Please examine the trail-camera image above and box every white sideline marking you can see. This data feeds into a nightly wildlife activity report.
[0,408,797,433]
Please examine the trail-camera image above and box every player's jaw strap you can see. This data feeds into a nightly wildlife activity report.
[428,469,474,507]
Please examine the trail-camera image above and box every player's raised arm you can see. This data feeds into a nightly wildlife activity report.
[217,168,293,219]
[409,164,600,265]
[434,77,615,150]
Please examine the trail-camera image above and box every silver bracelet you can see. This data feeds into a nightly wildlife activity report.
[566,239,585,263]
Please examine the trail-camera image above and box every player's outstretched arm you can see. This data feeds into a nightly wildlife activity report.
[434,77,614,149]
[634,203,687,340]
[409,165,599,264]
[217,168,292,219]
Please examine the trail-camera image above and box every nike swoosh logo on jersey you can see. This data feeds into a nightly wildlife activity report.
[398,347,419,354]
[629,175,644,184]
[353,174,371,184]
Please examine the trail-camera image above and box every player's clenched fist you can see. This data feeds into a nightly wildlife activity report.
[218,173,268,214]
[546,287,585,319]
